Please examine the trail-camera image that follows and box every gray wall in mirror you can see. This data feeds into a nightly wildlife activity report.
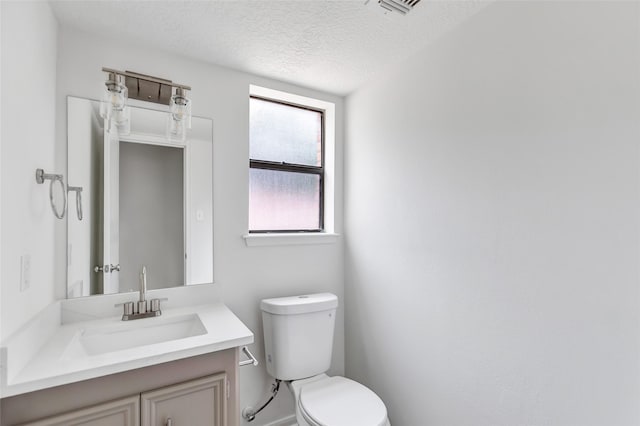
[119,142,184,292]
[66,97,213,298]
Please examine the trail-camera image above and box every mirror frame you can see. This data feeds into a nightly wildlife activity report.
[66,96,214,298]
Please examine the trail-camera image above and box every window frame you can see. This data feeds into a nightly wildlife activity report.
[248,95,326,233]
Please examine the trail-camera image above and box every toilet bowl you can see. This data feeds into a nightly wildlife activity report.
[289,374,390,426]
[261,293,391,426]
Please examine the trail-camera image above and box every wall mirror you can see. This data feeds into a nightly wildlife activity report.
[66,96,213,298]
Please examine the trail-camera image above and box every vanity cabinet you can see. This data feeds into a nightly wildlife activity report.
[141,374,226,426]
[1,349,239,426]
[20,395,140,426]
[17,374,227,426]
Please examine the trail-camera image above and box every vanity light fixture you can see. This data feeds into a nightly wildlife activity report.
[100,67,192,140]
[167,86,192,141]
[100,71,129,131]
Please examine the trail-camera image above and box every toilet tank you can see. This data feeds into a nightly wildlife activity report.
[261,293,338,381]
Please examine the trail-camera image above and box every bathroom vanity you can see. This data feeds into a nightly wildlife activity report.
[0,88,250,425]
[0,91,251,425]
[2,350,236,425]
[0,285,254,426]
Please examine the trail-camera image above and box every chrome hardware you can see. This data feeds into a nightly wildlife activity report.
[67,185,83,220]
[242,379,281,422]
[136,266,148,314]
[35,168,67,219]
[151,298,161,312]
[239,346,259,367]
[114,301,134,317]
[166,418,172,426]
[102,67,191,106]
[117,298,165,321]
[94,264,119,273]
[140,266,147,304]
[116,265,168,321]
[151,297,168,313]
[94,264,110,273]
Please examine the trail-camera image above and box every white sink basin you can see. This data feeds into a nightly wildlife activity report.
[65,313,207,357]
[1,297,254,398]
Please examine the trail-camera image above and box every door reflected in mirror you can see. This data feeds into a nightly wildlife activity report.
[66,97,213,298]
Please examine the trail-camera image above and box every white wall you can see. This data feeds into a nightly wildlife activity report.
[345,2,640,426]
[66,97,99,298]
[52,27,345,425]
[1,2,58,341]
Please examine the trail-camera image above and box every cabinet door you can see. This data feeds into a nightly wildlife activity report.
[141,373,227,426]
[20,395,139,426]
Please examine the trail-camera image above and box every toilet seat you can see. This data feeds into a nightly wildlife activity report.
[298,376,387,426]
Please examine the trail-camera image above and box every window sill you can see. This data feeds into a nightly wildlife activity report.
[243,232,340,247]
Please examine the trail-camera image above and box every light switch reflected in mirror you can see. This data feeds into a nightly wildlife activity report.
[66,97,213,298]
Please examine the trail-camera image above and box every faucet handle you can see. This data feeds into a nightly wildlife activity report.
[150,297,168,312]
[115,301,134,316]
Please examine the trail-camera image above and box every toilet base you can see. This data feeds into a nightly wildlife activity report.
[287,374,391,426]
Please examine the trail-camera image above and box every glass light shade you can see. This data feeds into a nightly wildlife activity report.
[100,73,128,123]
[166,88,191,141]
[113,106,130,135]
[166,116,188,142]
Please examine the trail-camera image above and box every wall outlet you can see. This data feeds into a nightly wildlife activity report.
[20,254,31,292]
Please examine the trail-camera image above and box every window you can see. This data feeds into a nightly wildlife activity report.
[249,95,325,232]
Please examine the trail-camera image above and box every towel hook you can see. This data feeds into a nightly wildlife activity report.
[67,186,83,220]
[35,168,67,219]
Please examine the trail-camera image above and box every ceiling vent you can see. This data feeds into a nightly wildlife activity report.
[365,0,421,16]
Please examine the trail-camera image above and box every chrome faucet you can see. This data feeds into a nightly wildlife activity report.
[138,266,148,314]
[115,265,167,321]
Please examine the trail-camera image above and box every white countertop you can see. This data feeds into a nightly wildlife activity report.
[1,299,253,398]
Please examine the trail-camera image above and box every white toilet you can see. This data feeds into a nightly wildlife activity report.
[261,293,391,426]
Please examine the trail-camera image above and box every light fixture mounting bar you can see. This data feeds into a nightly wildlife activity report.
[102,67,191,105]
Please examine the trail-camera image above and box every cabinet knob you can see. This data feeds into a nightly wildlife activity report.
[166,418,173,426]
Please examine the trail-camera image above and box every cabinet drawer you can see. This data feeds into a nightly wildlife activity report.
[20,395,139,426]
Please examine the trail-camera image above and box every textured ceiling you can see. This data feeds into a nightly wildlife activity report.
[49,0,492,96]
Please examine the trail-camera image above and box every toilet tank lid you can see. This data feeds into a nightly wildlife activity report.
[261,293,338,315]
